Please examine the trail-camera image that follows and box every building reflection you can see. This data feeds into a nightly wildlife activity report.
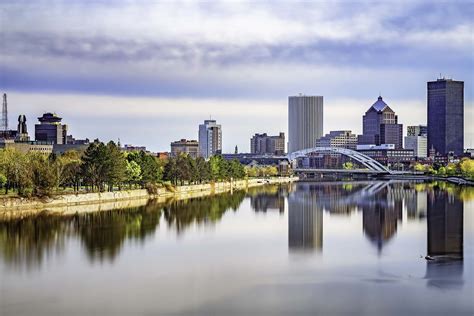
[288,183,323,251]
[405,188,427,220]
[248,185,286,214]
[425,186,464,289]
[361,185,403,253]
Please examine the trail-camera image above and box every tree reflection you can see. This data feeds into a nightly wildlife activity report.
[0,212,73,270]
[163,190,246,234]
[0,190,246,269]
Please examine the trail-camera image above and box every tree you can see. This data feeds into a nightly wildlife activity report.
[81,141,109,192]
[163,157,179,185]
[195,157,210,183]
[125,160,142,188]
[127,151,162,186]
[30,153,58,197]
[460,158,474,179]
[413,163,426,172]
[343,162,354,170]
[105,141,127,191]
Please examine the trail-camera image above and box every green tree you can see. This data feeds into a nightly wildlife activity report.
[125,160,142,188]
[105,141,127,191]
[343,162,354,170]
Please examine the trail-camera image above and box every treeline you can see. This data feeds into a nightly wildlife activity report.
[0,140,249,197]
[413,158,474,179]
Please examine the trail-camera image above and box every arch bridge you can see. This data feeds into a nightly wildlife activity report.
[287,147,391,174]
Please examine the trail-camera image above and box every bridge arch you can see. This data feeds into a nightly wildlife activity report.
[287,147,390,173]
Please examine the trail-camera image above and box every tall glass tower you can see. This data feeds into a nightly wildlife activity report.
[427,78,464,156]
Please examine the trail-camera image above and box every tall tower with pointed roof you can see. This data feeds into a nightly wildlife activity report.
[358,96,403,149]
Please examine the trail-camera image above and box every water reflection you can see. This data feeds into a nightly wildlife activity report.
[425,185,464,289]
[0,191,246,269]
[248,185,286,214]
[288,184,323,251]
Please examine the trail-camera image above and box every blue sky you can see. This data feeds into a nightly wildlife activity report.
[0,0,473,152]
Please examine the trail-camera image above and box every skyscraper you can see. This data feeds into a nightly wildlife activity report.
[358,96,403,149]
[427,78,464,156]
[198,119,222,158]
[288,95,323,153]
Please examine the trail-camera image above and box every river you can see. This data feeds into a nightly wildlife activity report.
[0,181,473,316]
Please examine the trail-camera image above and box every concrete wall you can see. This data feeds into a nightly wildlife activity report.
[0,177,298,215]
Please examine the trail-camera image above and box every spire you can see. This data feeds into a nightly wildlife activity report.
[1,93,8,131]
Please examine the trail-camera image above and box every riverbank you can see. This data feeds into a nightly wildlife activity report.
[0,177,298,219]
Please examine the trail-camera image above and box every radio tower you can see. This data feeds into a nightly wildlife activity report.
[1,93,8,131]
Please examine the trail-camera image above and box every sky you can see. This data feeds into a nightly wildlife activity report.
[0,0,473,153]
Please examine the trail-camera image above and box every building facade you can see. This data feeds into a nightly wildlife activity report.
[405,125,428,158]
[358,96,403,149]
[407,125,428,137]
[288,95,323,153]
[171,139,199,158]
[198,120,222,159]
[250,132,285,155]
[427,79,464,156]
[316,130,357,150]
[356,144,415,168]
[35,113,68,144]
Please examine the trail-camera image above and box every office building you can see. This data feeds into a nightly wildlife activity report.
[427,78,464,156]
[405,125,428,158]
[288,95,323,153]
[171,139,199,158]
[405,135,427,158]
[250,132,285,155]
[358,96,403,149]
[35,112,68,144]
[316,130,358,150]
[356,144,415,168]
[198,119,222,158]
[407,125,428,137]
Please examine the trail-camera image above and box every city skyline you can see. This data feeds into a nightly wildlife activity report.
[0,1,472,152]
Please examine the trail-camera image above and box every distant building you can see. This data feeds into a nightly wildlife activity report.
[156,152,170,160]
[316,130,357,150]
[405,125,428,158]
[407,125,428,137]
[0,139,53,155]
[171,139,199,158]
[198,119,222,158]
[66,135,89,145]
[358,96,403,149]
[250,132,285,155]
[427,78,464,156]
[405,136,427,158]
[122,144,148,152]
[35,113,68,144]
[288,95,323,153]
[357,144,414,168]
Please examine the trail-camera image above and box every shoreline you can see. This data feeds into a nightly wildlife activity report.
[0,177,298,220]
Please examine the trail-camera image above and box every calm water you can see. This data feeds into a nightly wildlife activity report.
[0,181,473,316]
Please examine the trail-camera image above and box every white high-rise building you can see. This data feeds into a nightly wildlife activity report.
[405,135,427,158]
[198,119,222,159]
[288,95,323,153]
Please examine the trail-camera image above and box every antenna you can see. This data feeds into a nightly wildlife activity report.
[1,93,8,131]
